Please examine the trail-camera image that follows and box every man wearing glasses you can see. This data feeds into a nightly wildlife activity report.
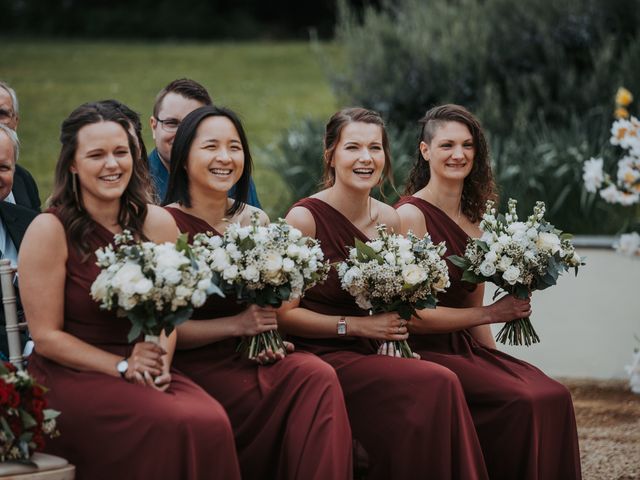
[149,78,261,207]
[0,81,40,212]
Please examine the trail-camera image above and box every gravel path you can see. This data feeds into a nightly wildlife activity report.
[563,379,640,480]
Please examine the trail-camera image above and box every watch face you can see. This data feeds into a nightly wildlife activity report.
[117,360,128,374]
[337,323,346,335]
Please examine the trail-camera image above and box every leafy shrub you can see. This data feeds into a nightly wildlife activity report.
[298,0,640,233]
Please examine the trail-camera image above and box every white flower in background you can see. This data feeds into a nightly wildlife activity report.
[155,243,189,270]
[502,265,521,285]
[600,184,623,204]
[615,232,640,257]
[536,232,561,254]
[485,251,498,264]
[582,157,605,192]
[402,264,427,285]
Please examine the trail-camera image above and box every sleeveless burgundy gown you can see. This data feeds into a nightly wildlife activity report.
[287,198,489,480]
[396,196,582,480]
[27,212,241,480]
[166,207,353,480]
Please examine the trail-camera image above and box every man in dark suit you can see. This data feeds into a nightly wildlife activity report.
[0,124,38,358]
[0,81,40,211]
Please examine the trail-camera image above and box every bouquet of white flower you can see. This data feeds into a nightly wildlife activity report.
[450,199,584,346]
[336,225,450,358]
[192,213,330,360]
[91,231,220,343]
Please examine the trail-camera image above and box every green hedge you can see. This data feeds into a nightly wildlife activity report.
[275,0,640,233]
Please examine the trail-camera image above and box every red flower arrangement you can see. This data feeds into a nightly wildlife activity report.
[0,362,59,462]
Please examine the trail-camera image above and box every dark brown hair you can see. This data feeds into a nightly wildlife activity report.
[49,101,151,256]
[404,104,497,222]
[152,78,212,118]
[321,107,393,189]
[163,105,252,218]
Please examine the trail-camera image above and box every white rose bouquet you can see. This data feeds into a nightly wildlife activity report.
[450,199,584,346]
[91,231,220,343]
[336,224,450,358]
[192,213,330,360]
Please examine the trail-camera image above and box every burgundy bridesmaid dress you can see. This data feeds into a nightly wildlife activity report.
[396,196,582,480]
[166,207,353,480]
[286,198,489,480]
[27,212,241,480]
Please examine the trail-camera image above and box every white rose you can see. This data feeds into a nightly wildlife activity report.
[134,277,153,295]
[241,264,261,283]
[401,264,427,285]
[210,248,231,271]
[264,252,283,273]
[497,256,513,271]
[236,226,251,240]
[433,274,450,292]
[485,251,498,263]
[288,228,302,241]
[343,266,362,285]
[286,244,301,258]
[479,261,497,277]
[526,228,538,240]
[197,278,212,291]
[481,231,494,244]
[282,258,295,272]
[207,236,223,249]
[490,242,503,253]
[155,244,189,270]
[90,271,110,300]
[502,266,521,285]
[536,232,561,254]
[396,237,412,253]
[508,222,527,235]
[498,234,510,245]
[223,265,239,281]
[112,262,146,296]
[161,268,183,285]
[297,247,311,261]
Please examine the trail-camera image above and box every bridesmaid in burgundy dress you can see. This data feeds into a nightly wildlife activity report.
[19,102,241,480]
[162,105,353,480]
[279,107,489,480]
[396,104,581,480]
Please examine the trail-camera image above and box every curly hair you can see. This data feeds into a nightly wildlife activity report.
[404,104,497,223]
[48,101,151,257]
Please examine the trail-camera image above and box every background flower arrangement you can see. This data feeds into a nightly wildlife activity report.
[583,87,640,257]
[337,225,450,358]
[192,213,330,360]
[0,362,59,463]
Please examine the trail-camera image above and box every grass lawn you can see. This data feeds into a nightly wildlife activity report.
[0,40,339,216]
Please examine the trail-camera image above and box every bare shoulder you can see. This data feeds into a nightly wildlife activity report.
[396,202,427,236]
[374,200,401,233]
[143,204,180,243]
[19,213,67,268]
[285,205,316,237]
